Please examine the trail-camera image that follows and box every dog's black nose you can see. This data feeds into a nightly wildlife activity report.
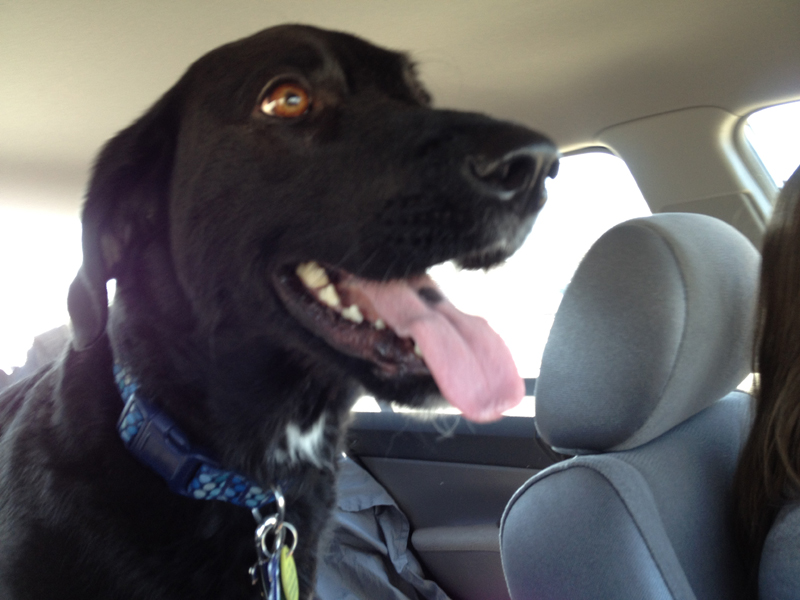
[466,144,560,202]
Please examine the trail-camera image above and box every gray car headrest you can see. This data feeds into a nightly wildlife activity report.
[535,213,759,454]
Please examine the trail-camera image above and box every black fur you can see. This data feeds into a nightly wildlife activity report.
[0,25,557,599]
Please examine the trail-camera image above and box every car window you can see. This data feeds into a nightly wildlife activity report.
[0,207,81,373]
[353,150,651,416]
[744,100,800,189]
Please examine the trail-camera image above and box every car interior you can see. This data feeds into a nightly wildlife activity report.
[2,1,800,599]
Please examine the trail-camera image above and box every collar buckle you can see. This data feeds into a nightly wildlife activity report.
[118,392,216,496]
[115,363,278,508]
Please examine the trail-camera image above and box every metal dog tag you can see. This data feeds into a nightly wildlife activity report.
[249,487,299,600]
[267,551,282,600]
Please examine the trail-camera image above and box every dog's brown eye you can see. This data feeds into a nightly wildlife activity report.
[260,83,311,118]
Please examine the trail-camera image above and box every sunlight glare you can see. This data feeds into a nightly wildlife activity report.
[430,152,650,378]
[0,207,82,373]
[745,100,800,187]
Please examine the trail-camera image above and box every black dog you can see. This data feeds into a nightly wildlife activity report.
[0,25,557,599]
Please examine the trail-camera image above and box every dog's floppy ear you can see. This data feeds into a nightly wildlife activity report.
[68,84,185,350]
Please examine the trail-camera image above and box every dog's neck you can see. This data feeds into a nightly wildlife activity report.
[114,362,286,508]
[105,290,357,489]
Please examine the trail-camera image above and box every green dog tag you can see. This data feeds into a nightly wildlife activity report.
[280,546,299,600]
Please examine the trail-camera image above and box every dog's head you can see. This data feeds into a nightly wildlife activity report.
[68,24,558,421]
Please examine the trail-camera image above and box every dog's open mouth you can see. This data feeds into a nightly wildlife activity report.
[274,261,524,422]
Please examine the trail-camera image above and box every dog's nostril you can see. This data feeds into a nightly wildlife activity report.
[548,159,560,180]
[471,155,536,193]
[467,144,559,201]
[470,155,525,191]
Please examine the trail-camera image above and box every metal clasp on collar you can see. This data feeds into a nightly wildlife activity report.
[249,487,299,600]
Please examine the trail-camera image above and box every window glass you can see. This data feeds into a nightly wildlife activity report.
[0,207,82,373]
[356,151,651,415]
[744,100,800,188]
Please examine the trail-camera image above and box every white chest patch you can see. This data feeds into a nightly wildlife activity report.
[279,414,327,468]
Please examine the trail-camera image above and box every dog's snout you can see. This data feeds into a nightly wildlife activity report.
[466,144,560,202]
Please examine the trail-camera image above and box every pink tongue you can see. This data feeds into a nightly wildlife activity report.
[356,276,524,422]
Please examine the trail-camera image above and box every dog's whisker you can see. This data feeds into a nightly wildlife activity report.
[332,240,364,272]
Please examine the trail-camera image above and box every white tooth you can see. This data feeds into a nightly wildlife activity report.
[414,343,423,357]
[296,262,329,289]
[374,319,386,330]
[341,305,364,324]
[318,284,341,309]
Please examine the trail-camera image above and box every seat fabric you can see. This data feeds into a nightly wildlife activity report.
[501,214,759,600]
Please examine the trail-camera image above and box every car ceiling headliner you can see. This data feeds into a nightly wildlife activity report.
[2,0,799,212]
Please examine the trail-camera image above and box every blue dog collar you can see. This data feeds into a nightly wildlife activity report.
[114,364,276,509]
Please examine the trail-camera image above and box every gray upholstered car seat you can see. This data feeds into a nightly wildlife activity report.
[500,213,760,600]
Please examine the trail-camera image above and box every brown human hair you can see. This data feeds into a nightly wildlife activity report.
[733,163,800,596]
